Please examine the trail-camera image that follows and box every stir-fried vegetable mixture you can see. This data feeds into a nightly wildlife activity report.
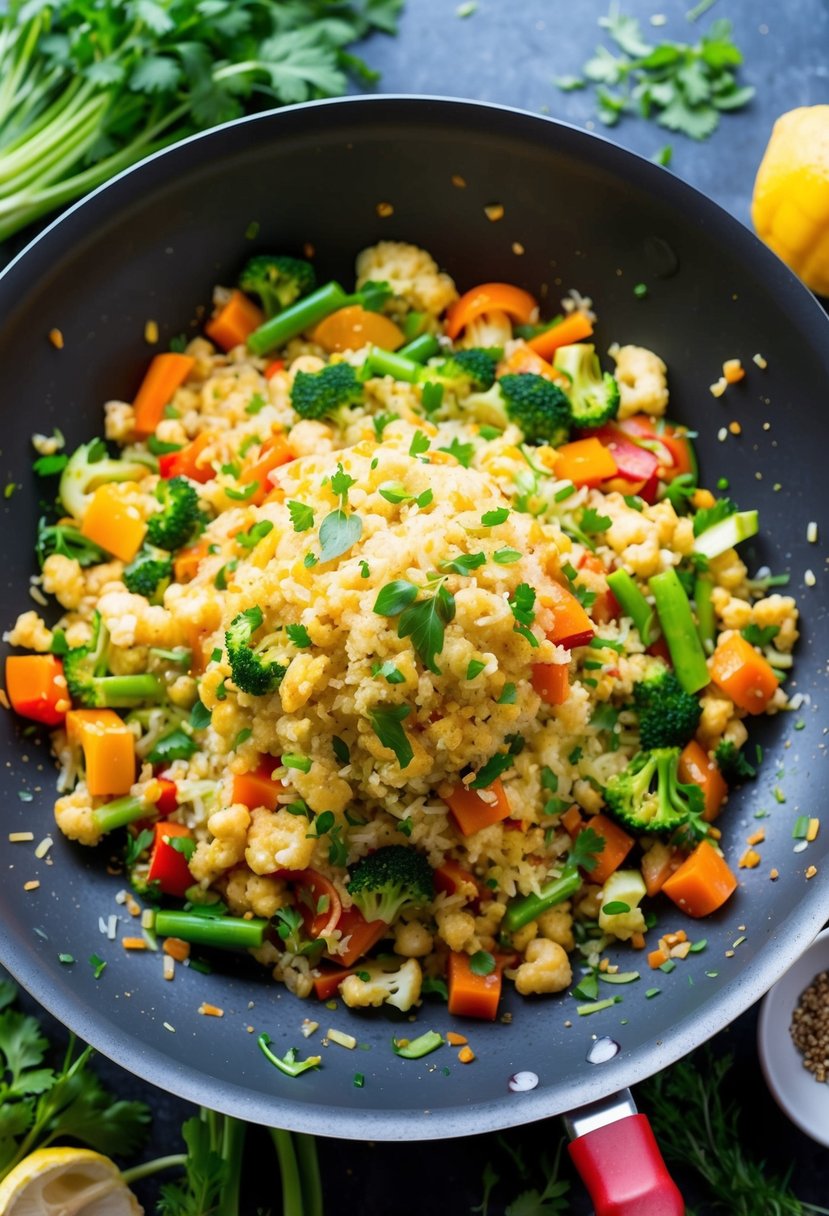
[4,241,798,1021]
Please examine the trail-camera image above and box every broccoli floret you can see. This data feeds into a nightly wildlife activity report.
[604,747,706,837]
[425,348,497,393]
[64,611,164,708]
[553,343,620,428]
[36,517,107,568]
[463,373,572,445]
[146,476,200,551]
[290,362,364,422]
[239,255,316,318]
[347,845,434,925]
[633,662,702,750]
[714,739,757,785]
[123,546,173,602]
[58,438,148,522]
[225,605,287,696]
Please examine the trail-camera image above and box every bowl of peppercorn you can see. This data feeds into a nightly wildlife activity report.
[758,926,829,1146]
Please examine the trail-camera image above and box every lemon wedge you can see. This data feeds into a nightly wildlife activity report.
[0,1147,143,1216]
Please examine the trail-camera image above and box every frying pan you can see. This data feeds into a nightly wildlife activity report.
[1,96,828,1212]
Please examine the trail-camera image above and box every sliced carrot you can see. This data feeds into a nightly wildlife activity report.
[582,813,635,885]
[527,311,593,360]
[433,859,481,900]
[709,632,779,715]
[331,905,389,968]
[132,353,195,437]
[159,430,218,483]
[265,358,285,379]
[5,654,68,726]
[541,580,595,649]
[497,342,561,381]
[174,539,210,584]
[561,805,584,836]
[447,950,502,1021]
[272,868,343,940]
[577,553,619,626]
[531,661,570,705]
[311,305,404,353]
[312,965,356,1001]
[641,840,683,898]
[647,948,669,969]
[66,708,135,796]
[445,778,512,836]
[444,282,539,341]
[232,756,283,811]
[205,289,264,352]
[661,839,738,918]
[80,484,146,562]
[553,436,618,487]
[238,431,294,505]
[679,740,728,822]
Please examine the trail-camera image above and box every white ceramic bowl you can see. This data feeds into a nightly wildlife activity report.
[758,926,829,1146]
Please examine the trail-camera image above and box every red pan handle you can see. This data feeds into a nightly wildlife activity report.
[564,1091,684,1215]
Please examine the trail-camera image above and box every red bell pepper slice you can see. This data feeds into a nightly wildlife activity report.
[154,775,179,816]
[273,868,343,939]
[147,821,194,898]
[4,654,68,726]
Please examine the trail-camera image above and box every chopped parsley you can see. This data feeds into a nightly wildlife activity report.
[369,704,414,768]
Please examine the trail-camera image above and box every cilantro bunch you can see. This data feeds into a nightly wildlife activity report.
[0,0,403,243]
[556,5,754,141]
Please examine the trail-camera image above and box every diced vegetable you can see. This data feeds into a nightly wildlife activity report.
[661,839,738,918]
[5,654,68,726]
[238,432,293,505]
[542,580,595,649]
[447,950,502,1020]
[577,813,635,885]
[79,483,147,562]
[154,908,268,949]
[444,282,539,340]
[159,431,217,483]
[433,859,481,900]
[527,311,593,359]
[445,778,513,836]
[205,289,264,351]
[65,708,135,796]
[606,568,659,647]
[649,568,711,694]
[331,905,388,968]
[640,839,683,897]
[531,661,570,705]
[312,965,356,1001]
[147,821,194,898]
[694,509,759,559]
[173,539,209,583]
[553,436,618,487]
[311,305,404,352]
[709,632,779,715]
[678,740,728,821]
[231,756,283,811]
[274,868,342,940]
[132,353,195,437]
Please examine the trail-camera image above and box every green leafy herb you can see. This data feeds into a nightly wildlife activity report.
[319,508,362,562]
[421,382,444,416]
[148,729,197,764]
[282,753,312,773]
[170,835,197,862]
[471,751,515,789]
[438,438,475,467]
[397,581,455,674]
[466,659,487,680]
[374,579,419,616]
[33,452,68,477]
[369,704,414,768]
[190,699,212,730]
[509,582,538,647]
[581,506,612,534]
[245,393,267,415]
[225,481,259,502]
[693,496,738,536]
[741,623,780,648]
[441,552,487,575]
[373,412,398,441]
[409,430,431,457]
[492,547,522,565]
[497,683,517,704]
[482,507,510,526]
[373,659,406,685]
[236,520,273,548]
[287,500,315,533]
[332,736,350,765]
[286,624,312,648]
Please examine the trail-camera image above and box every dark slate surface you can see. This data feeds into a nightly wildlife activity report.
[3,1,829,1211]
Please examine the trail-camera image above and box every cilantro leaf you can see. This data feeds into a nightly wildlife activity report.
[369,704,414,768]
[397,582,455,674]
[286,623,312,648]
[148,729,197,764]
[581,506,612,534]
[569,826,605,873]
[438,437,475,467]
[287,500,315,533]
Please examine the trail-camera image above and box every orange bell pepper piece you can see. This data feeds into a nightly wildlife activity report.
[553,436,618,487]
[80,484,146,562]
[231,756,283,811]
[709,632,779,715]
[531,662,570,705]
[445,778,512,836]
[66,708,135,796]
[661,839,738,918]
[678,740,728,822]
[159,430,218,483]
[5,654,69,726]
[133,353,195,437]
[444,282,539,340]
[497,343,561,381]
[311,305,404,352]
[527,311,593,360]
[205,289,264,351]
[238,432,294,505]
[541,580,595,649]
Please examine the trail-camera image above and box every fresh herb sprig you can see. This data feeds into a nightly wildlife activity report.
[373,575,456,675]
[0,0,404,242]
[556,6,754,140]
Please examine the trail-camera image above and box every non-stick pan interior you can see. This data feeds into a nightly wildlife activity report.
[1,97,828,1139]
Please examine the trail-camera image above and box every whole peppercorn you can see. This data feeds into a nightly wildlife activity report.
[790,970,829,1082]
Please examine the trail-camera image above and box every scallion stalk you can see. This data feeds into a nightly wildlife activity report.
[649,568,711,693]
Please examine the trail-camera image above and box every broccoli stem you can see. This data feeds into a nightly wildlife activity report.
[606,569,659,647]
[649,568,711,694]
[694,574,716,655]
[397,333,440,363]
[93,674,166,707]
[92,795,153,835]
[247,282,348,355]
[270,1128,305,1216]
[154,909,268,950]
[365,345,422,383]
[502,867,581,933]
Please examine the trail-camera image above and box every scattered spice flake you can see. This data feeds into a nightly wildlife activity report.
[8,831,34,843]
[48,327,64,349]
[327,1028,357,1050]
[198,1002,224,1017]
[90,954,107,979]
[770,868,779,880]
[446,1031,468,1046]
[376,202,394,218]
[354,1072,365,1087]
[738,848,761,869]
[633,282,648,298]
[144,319,159,344]
[725,949,735,958]
[717,426,727,441]
[125,894,141,917]
[484,203,504,222]
[752,352,768,369]
[773,785,786,803]
[512,242,525,256]
[806,865,818,879]
[458,1045,476,1063]
[807,818,821,842]
[710,378,727,398]
[705,970,719,978]
[456,1,477,14]
[17,788,33,802]
[122,936,147,950]
[58,953,74,964]
[303,242,315,260]
[301,1019,319,1039]
[163,936,190,961]
[732,935,747,949]
[747,828,766,846]
[451,174,467,188]
[804,569,816,587]
[645,988,660,999]
[23,880,40,891]
[723,358,745,383]
[728,420,742,435]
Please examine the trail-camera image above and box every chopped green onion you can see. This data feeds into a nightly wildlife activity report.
[392,1030,444,1059]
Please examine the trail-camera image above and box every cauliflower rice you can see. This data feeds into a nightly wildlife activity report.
[4,240,798,1017]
